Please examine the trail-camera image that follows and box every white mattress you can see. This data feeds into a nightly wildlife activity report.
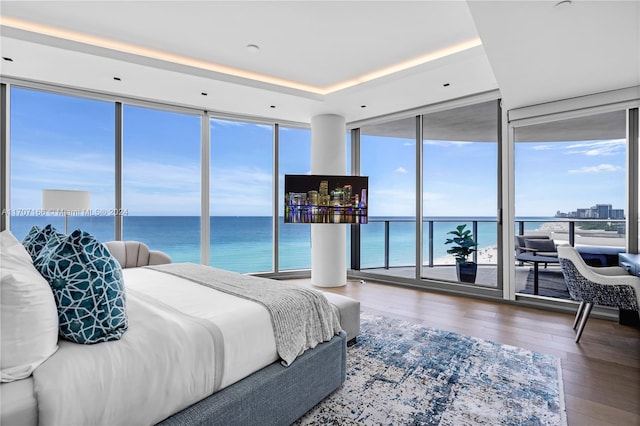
[122,267,278,388]
[5,267,280,426]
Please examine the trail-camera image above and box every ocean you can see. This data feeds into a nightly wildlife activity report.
[9,216,551,273]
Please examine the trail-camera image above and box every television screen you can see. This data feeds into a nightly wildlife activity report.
[284,174,368,224]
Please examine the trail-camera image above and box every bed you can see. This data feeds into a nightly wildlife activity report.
[1,229,351,425]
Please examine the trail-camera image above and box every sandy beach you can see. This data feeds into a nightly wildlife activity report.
[434,245,497,265]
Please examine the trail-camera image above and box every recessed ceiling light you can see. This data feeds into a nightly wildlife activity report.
[247,44,260,53]
[443,83,450,87]
[361,105,367,108]
[113,76,121,81]
[2,57,13,62]
[270,105,276,109]
[201,92,208,96]
[554,0,572,8]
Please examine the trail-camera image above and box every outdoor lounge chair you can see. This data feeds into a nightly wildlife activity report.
[515,235,558,258]
[515,235,558,269]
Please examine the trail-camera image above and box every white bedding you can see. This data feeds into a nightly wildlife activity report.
[123,267,278,388]
[0,376,37,426]
[30,268,279,426]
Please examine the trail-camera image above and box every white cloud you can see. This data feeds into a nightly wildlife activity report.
[368,188,415,216]
[395,167,407,174]
[423,140,471,147]
[210,119,272,132]
[255,123,274,131]
[528,139,625,156]
[14,152,114,174]
[531,145,554,151]
[210,119,247,128]
[11,152,116,196]
[568,164,622,174]
[123,191,201,216]
[124,160,200,191]
[423,192,445,201]
[565,140,625,156]
[210,166,273,215]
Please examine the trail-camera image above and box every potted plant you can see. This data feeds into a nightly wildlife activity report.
[444,224,478,283]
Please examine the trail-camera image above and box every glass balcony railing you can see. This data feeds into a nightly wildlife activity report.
[359,218,626,271]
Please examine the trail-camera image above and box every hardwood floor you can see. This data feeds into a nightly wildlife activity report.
[293,278,640,426]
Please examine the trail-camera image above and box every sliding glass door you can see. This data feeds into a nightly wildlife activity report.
[359,117,417,277]
[422,100,499,287]
[278,126,312,271]
[514,110,627,300]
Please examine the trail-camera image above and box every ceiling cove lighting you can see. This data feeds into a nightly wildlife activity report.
[1,16,482,95]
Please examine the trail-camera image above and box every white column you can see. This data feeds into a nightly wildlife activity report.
[311,114,346,287]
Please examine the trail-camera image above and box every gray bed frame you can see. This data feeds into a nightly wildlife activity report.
[158,331,347,426]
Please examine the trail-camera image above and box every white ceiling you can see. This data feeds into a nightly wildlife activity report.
[0,1,638,124]
[468,0,640,111]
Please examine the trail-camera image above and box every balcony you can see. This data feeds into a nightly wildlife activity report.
[360,218,626,299]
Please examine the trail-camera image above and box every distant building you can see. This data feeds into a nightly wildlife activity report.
[610,209,625,219]
[595,204,610,219]
[556,203,625,219]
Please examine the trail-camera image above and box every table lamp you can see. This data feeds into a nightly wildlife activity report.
[42,189,90,234]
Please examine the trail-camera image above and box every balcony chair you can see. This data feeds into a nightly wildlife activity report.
[557,245,640,343]
[515,235,558,257]
[515,235,558,268]
[104,241,172,268]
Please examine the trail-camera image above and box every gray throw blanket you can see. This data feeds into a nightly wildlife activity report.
[146,263,341,366]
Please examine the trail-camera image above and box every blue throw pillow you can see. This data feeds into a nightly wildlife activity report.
[34,229,128,344]
[22,224,65,261]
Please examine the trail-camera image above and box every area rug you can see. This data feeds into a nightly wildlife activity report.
[296,312,567,425]
[521,268,571,299]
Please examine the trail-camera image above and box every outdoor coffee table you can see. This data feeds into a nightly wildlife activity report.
[516,253,560,295]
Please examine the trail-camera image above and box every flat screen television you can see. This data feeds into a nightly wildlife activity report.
[284,174,368,224]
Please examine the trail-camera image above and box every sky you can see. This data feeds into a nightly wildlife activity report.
[9,87,627,219]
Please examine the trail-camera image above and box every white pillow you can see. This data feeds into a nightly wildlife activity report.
[1,230,59,382]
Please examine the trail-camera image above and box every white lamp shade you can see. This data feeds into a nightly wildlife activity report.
[42,190,90,212]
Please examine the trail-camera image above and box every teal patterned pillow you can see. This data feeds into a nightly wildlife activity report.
[34,230,128,344]
[22,224,65,260]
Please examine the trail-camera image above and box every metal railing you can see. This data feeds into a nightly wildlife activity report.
[364,218,626,270]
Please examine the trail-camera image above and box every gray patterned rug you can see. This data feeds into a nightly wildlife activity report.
[296,312,567,425]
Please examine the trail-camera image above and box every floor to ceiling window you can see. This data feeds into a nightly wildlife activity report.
[9,87,115,242]
[5,81,638,308]
[278,126,311,271]
[359,117,417,276]
[210,118,273,273]
[514,110,627,300]
[122,105,201,262]
[422,100,499,287]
